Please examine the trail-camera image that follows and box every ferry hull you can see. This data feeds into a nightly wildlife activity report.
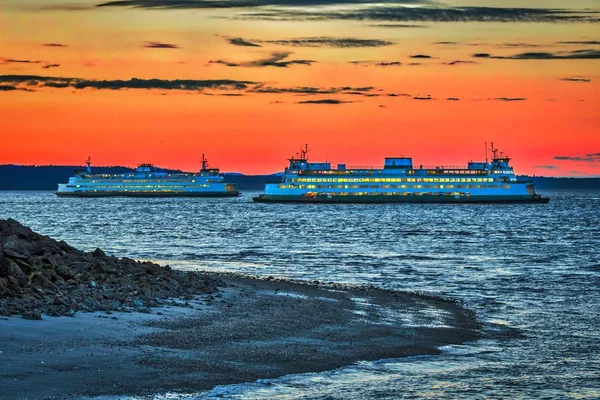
[56,191,240,198]
[253,194,549,204]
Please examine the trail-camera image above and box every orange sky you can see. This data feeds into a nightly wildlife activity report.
[0,0,599,175]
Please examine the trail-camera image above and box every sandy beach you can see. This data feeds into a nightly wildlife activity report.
[1,274,480,399]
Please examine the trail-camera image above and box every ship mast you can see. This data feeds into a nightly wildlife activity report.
[85,156,92,174]
[201,153,208,172]
[300,143,310,160]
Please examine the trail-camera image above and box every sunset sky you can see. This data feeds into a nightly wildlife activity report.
[0,0,598,175]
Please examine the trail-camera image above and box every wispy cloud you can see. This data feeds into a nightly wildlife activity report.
[209,52,314,67]
[297,99,354,104]
[249,85,374,95]
[473,49,600,59]
[561,77,591,82]
[490,97,526,101]
[0,74,254,92]
[231,6,600,23]
[0,84,34,92]
[534,165,558,169]
[43,43,68,48]
[42,63,61,69]
[1,58,42,64]
[443,60,477,65]
[144,41,180,49]
[261,37,394,48]
[227,37,262,47]
[369,23,427,28]
[554,153,600,162]
[557,40,600,45]
[410,54,432,59]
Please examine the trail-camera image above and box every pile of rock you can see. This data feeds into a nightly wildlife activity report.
[0,219,220,319]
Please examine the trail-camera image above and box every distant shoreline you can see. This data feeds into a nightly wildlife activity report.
[1,165,599,190]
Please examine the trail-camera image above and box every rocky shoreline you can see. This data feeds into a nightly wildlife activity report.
[0,219,482,399]
[0,219,220,319]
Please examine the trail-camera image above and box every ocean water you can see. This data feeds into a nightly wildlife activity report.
[1,190,599,399]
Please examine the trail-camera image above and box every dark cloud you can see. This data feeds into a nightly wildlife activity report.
[42,64,61,69]
[0,75,380,98]
[491,97,526,101]
[94,2,599,24]
[43,43,68,47]
[0,75,254,92]
[261,37,394,48]
[0,84,34,92]
[443,60,477,65]
[228,37,261,47]
[97,0,431,10]
[232,6,599,23]
[473,49,600,59]
[369,24,427,28]
[0,84,19,91]
[413,95,432,100]
[434,41,458,45]
[249,85,374,95]
[1,58,42,64]
[209,59,241,67]
[376,61,401,66]
[497,42,540,48]
[561,77,591,82]
[410,54,431,59]
[209,52,314,67]
[554,153,600,162]
[144,41,180,49]
[297,99,354,104]
[447,97,460,101]
[557,41,600,45]
[535,165,558,169]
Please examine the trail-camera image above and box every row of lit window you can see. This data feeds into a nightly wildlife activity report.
[279,184,511,190]
[78,179,216,183]
[70,184,211,189]
[312,192,471,197]
[289,177,498,183]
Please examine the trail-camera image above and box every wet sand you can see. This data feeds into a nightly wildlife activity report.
[0,275,480,399]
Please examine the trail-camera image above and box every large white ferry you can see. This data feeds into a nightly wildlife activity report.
[253,144,549,203]
[56,156,239,197]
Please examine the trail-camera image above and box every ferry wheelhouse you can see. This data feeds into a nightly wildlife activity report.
[56,156,239,197]
[253,144,549,203]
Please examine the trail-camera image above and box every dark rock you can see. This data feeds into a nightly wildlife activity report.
[22,309,42,320]
[0,219,220,318]
[92,248,106,258]
[3,235,30,259]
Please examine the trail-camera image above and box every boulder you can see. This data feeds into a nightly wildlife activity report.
[2,235,30,259]
[22,309,42,320]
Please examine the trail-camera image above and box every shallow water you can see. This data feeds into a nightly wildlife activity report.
[1,190,599,399]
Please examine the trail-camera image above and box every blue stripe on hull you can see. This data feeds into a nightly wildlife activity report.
[56,191,240,198]
[253,194,549,204]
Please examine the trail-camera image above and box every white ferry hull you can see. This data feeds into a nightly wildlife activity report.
[253,144,550,205]
[253,193,549,204]
[57,190,239,198]
[56,161,239,198]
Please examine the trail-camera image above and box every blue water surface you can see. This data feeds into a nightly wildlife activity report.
[1,190,598,399]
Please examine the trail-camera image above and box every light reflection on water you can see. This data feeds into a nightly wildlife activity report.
[1,190,599,399]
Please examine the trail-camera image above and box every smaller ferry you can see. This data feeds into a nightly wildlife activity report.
[253,144,549,204]
[56,156,239,197]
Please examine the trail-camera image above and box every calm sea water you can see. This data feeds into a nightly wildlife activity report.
[1,190,599,399]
